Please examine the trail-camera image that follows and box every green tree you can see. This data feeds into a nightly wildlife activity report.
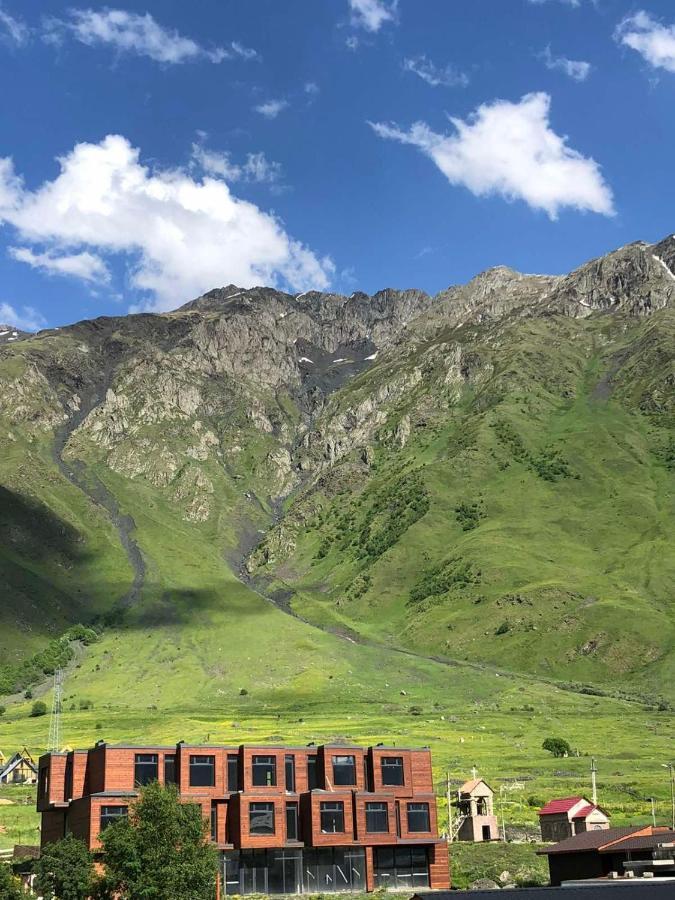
[0,861,23,900]
[542,737,572,758]
[30,700,47,717]
[100,781,218,900]
[34,835,95,900]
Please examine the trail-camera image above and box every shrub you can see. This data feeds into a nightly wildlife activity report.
[495,621,510,636]
[0,705,5,716]
[30,700,47,717]
[35,835,94,900]
[239,688,248,696]
[542,737,571,758]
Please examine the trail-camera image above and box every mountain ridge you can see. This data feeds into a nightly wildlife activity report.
[0,233,673,704]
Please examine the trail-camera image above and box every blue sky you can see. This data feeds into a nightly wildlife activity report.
[1,0,675,328]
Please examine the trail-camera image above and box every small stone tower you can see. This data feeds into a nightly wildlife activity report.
[453,776,500,842]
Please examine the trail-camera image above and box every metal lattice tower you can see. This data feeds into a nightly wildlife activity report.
[48,669,64,752]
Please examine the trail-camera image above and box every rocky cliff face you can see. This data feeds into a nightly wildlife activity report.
[1,235,673,520]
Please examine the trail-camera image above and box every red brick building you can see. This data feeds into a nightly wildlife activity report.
[37,741,450,894]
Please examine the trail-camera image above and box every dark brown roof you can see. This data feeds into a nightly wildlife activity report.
[599,830,675,853]
[538,826,644,855]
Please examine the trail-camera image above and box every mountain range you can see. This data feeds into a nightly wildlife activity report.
[1,234,673,708]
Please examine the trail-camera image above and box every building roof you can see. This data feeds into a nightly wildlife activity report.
[0,751,38,779]
[459,778,492,794]
[538,826,645,855]
[598,830,675,853]
[413,885,675,900]
[539,796,587,816]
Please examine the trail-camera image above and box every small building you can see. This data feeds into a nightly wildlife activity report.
[37,740,450,894]
[453,778,499,842]
[0,749,38,785]
[538,796,610,843]
[538,824,675,886]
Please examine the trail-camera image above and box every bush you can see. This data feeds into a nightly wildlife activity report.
[30,700,47,717]
[542,737,571,758]
[495,621,510,636]
[0,861,23,900]
[0,705,5,716]
[35,835,94,900]
[239,688,248,696]
[24,689,33,699]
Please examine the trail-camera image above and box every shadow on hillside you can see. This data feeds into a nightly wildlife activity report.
[0,484,91,566]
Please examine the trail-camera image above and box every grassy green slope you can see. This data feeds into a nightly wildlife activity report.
[257,313,675,699]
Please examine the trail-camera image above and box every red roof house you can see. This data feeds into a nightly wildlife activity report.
[539,796,610,843]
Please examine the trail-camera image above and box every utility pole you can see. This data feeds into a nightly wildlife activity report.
[499,786,506,842]
[447,772,454,844]
[591,757,598,806]
[662,764,675,831]
[48,669,64,753]
[650,798,656,827]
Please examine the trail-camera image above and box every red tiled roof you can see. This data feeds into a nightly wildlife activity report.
[538,796,585,815]
[571,803,596,819]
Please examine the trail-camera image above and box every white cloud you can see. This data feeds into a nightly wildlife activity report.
[191,144,282,184]
[348,0,398,33]
[254,99,288,119]
[43,8,257,64]
[528,0,581,7]
[0,4,29,45]
[345,35,359,51]
[403,55,469,88]
[615,10,675,74]
[540,45,591,81]
[370,92,614,219]
[0,302,46,331]
[8,246,111,283]
[0,135,333,311]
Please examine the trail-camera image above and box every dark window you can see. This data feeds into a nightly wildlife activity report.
[250,802,275,835]
[307,756,319,790]
[134,753,158,786]
[285,755,296,792]
[211,806,218,841]
[374,846,429,889]
[381,756,404,786]
[39,767,49,798]
[164,755,176,785]
[253,755,277,787]
[64,758,73,800]
[407,802,430,832]
[100,805,128,831]
[366,802,389,833]
[286,802,299,841]
[364,758,373,792]
[228,754,239,792]
[320,801,345,833]
[189,755,215,787]
[332,755,356,786]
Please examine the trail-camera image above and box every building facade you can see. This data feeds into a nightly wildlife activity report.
[37,741,450,894]
[538,796,610,843]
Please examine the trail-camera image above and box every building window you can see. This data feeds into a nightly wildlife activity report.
[134,753,158,787]
[164,755,176,785]
[407,802,430,832]
[253,755,277,787]
[285,755,296,792]
[39,767,49,798]
[366,802,389,833]
[381,756,404,786]
[320,801,345,833]
[307,756,320,790]
[189,755,215,787]
[332,755,356,786]
[100,806,128,831]
[374,846,429,889]
[211,806,218,842]
[250,803,275,835]
[286,802,299,841]
[228,754,239,792]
